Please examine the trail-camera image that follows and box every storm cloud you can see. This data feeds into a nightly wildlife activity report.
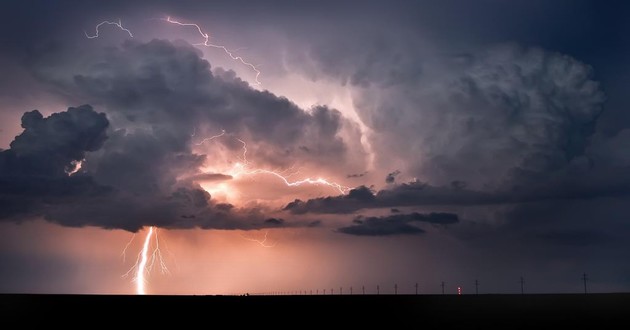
[338,212,459,236]
[0,39,368,232]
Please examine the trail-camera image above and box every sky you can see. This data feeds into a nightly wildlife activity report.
[1,0,630,294]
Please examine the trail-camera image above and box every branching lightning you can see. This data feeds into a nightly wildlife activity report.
[120,233,136,263]
[196,129,350,194]
[240,167,349,194]
[163,16,262,85]
[85,16,261,84]
[82,15,348,294]
[241,230,277,248]
[85,19,133,39]
[122,226,171,295]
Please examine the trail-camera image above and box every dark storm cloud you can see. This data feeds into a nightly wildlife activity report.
[0,106,111,209]
[337,212,458,236]
[286,166,630,214]
[0,105,108,178]
[33,39,365,172]
[284,186,376,215]
[0,105,110,220]
[0,39,365,231]
[0,106,278,232]
[385,170,400,184]
[264,218,284,226]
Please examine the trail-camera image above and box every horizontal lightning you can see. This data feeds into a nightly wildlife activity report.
[242,168,349,194]
[195,130,350,194]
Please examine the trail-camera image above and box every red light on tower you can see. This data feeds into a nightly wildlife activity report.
[457,286,462,295]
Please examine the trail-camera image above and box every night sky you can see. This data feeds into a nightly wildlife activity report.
[1,0,630,294]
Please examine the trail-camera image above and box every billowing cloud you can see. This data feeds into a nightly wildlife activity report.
[297,40,606,190]
[37,39,368,176]
[337,212,459,236]
[0,39,369,232]
[0,105,108,177]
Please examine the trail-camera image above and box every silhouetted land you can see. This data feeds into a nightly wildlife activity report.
[2,293,629,327]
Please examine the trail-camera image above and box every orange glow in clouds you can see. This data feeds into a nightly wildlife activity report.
[193,131,350,205]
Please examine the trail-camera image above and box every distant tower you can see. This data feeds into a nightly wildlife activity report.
[377,285,380,295]
[520,277,525,295]
[475,280,479,295]
[350,286,353,295]
[583,273,588,294]
[441,281,445,295]
[394,283,398,295]
[415,282,419,295]
[362,285,365,295]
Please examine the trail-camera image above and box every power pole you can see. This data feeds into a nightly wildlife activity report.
[331,288,334,295]
[340,287,343,295]
[394,283,398,295]
[362,285,365,295]
[377,285,380,295]
[350,286,353,295]
[441,281,445,295]
[475,280,479,295]
[323,289,326,295]
[583,273,588,294]
[520,277,525,295]
[415,282,419,295]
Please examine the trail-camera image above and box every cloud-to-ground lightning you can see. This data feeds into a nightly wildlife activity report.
[82,16,343,294]
[136,226,153,295]
[163,16,262,85]
[241,230,277,248]
[122,226,171,295]
[85,19,133,39]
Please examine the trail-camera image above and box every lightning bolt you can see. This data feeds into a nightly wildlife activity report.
[196,130,350,194]
[136,226,153,295]
[194,129,226,146]
[120,233,136,263]
[240,168,349,194]
[122,226,171,295]
[163,16,261,85]
[241,230,277,248]
[236,138,249,164]
[85,19,133,39]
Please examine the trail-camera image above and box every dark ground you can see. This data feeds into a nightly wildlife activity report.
[2,293,629,327]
